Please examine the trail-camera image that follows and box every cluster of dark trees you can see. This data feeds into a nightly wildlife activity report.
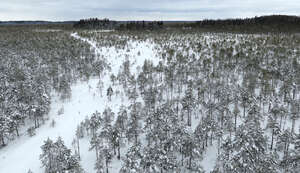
[118,21,164,30]
[72,15,299,32]
[73,18,164,30]
[73,18,118,29]
[187,15,300,33]
[196,15,300,26]
[40,137,83,173]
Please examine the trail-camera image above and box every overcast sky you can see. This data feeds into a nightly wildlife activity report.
[0,0,299,21]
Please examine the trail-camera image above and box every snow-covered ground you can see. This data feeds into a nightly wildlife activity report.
[0,32,161,173]
[1,31,299,173]
[0,78,103,172]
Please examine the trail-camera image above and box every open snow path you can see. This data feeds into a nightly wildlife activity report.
[0,78,121,172]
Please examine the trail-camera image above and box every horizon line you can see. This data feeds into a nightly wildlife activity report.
[1,14,299,23]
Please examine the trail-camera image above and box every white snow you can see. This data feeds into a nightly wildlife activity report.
[200,141,218,171]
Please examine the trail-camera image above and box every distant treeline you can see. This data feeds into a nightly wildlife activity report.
[72,15,300,32]
[73,18,164,30]
[73,18,117,29]
[185,15,300,33]
[118,21,164,30]
[0,21,75,26]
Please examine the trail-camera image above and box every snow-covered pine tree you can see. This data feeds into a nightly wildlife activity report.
[182,80,195,126]
[89,111,102,138]
[120,141,143,173]
[126,102,142,144]
[0,113,11,146]
[267,110,281,150]
[107,86,113,101]
[113,108,128,159]
[223,105,278,173]
[40,137,83,173]
[40,138,55,173]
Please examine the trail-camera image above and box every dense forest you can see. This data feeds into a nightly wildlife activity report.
[72,15,300,33]
[73,18,117,30]
[0,26,105,147]
[187,15,300,33]
[73,18,164,30]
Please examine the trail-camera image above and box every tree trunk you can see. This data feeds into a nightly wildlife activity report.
[234,114,237,132]
[292,118,295,133]
[176,102,179,117]
[205,133,208,147]
[34,117,38,128]
[1,134,4,146]
[181,148,184,166]
[135,133,138,145]
[293,88,296,100]
[243,105,246,117]
[117,145,121,160]
[15,126,19,137]
[217,137,220,155]
[187,109,191,126]
[188,156,192,169]
[222,111,225,127]
[106,159,109,173]
[279,115,283,130]
[95,145,99,161]
[49,153,53,172]
[270,129,274,150]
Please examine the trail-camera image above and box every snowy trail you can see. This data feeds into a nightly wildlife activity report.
[0,32,159,173]
[0,79,113,172]
[70,32,160,173]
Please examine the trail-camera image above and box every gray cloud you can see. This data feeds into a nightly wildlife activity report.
[0,0,299,21]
